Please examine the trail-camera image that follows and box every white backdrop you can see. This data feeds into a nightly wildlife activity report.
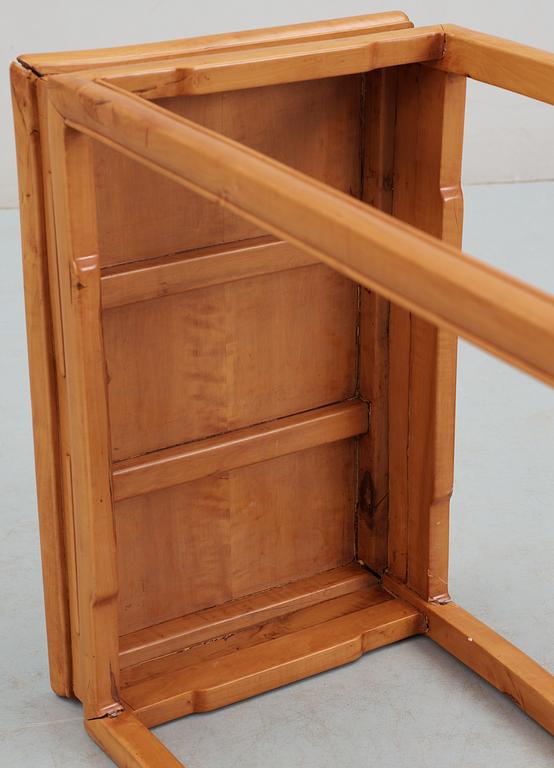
[2,0,553,207]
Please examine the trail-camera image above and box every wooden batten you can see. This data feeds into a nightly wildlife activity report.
[120,564,377,667]
[112,400,367,501]
[96,26,445,99]
[19,11,412,75]
[121,584,423,727]
[101,236,317,309]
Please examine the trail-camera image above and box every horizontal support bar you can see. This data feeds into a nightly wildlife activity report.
[19,11,411,74]
[383,575,554,734]
[101,26,444,99]
[101,237,317,309]
[122,587,393,691]
[122,596,423,727]
[47,77,554,386]
[120,564,377,668]
[435,25,554,105]
[112,400,368,501]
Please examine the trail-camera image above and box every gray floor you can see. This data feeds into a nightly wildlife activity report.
[1,182,553,766]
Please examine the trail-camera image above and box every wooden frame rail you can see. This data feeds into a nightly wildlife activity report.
[47,73,554,387]
[77,25,445,99]
[119,565,378,669]
[19,10,412,74]
[57,24,554,105]
[435,25,554,105]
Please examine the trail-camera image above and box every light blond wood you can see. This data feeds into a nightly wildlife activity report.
[383,576,554,735]
[120,564,376,668]
[10,62,73,698]
[19,11,412,74]
[113,400,367,501]
[48,77,554,386]
[45,109,121,717]
[96,26,444,99]
[436,25,554,105]
[115,440,357,635]
[101,237,316,309]
[122,594,423,727]
[86,710,185,768]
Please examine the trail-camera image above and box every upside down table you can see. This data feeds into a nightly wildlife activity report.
[11,11,554,766]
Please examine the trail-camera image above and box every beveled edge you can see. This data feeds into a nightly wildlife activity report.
[18,11,412,75]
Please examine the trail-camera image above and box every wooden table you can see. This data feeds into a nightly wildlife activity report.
[11,11,554,766]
